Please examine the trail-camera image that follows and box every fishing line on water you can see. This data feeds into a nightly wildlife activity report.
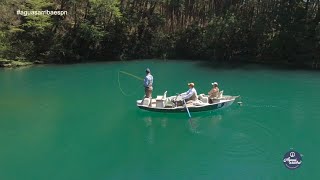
[117,70,144,96]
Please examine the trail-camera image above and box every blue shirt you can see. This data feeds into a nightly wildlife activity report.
[182,88,197,100]
[144,74,153,87]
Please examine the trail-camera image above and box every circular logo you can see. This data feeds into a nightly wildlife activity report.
[283,150,302,169]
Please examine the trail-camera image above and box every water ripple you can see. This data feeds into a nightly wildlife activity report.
[220,118,279,161]
[221,132,266,160]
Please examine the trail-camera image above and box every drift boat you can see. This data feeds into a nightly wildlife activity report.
[136,91,239,113]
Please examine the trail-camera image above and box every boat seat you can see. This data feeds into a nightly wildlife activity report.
[198,94,204,100]
[142,98,151,106]
[156,91,167,101]
[164,99,175,107]
[201,97,208,103]
[193,100,205,106]
[156,91,168,108]
[218,90,224,98]
[156,96,163,100]
[198,94,208,103]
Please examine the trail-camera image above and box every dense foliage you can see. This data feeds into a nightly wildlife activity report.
[0,0,319,65]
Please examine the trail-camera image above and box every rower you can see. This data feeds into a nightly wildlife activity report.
[181,83,198,103]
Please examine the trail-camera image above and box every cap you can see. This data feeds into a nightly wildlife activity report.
[212,82,218,86]
[146,68,150,73]
[188,83,195,87]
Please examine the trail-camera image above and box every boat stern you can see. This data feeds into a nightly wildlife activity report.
[136,100,142,105]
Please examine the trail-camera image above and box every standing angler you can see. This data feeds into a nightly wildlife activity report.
[143,68,153,106]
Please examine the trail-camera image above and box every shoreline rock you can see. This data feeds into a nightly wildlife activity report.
[0,59,34,68]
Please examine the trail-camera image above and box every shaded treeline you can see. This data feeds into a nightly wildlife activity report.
[0,0,319,65]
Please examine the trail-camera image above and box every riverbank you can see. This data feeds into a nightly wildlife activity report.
[0,59,45,68]
[1,58,319,70]
[0,59,33,68]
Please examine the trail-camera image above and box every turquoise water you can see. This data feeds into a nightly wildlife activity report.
[0,60,319,179]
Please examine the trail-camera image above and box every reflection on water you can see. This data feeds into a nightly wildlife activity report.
[188,118,199,134]
[144,116,154,144]
[161,118,167,128]
[188,113,223,135]
[143,116,169,144]
[141,112,224,144]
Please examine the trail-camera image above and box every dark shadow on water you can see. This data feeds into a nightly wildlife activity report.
[194,60,320,72]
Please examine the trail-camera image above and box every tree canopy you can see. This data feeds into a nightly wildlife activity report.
[0,0,319,66]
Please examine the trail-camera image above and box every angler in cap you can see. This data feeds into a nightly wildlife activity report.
[181,82,198,102]
[208,82,219,103]
[143,68,153,106]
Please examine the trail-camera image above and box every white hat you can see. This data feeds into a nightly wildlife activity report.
[188,82,195,87]
[212,82,218,86]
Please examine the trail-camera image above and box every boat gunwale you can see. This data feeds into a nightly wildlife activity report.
[136,95,239,112]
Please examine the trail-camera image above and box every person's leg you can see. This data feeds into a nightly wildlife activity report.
[147,87,153,98]
[184,98,192,104]
[145,87,149,98]
[186,99,194,104]
[146,87,153,107]
[141,87,148,105]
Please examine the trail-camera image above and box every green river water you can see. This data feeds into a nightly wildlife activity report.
[0,60,319,180]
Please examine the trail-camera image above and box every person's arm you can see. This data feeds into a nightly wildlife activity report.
[144,76,148,87]
[208,88,213,95]
[149,75,153,86]
[180,89,189,96]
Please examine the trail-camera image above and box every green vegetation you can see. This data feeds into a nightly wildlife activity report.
[0,58,33,67]
[0,0,319,68]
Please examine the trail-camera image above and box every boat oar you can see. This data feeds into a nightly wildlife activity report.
[183,99,192,118]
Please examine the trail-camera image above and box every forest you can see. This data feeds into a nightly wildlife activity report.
[0,0,319,67]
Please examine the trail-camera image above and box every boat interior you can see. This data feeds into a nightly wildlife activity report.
[137,91,236,109]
